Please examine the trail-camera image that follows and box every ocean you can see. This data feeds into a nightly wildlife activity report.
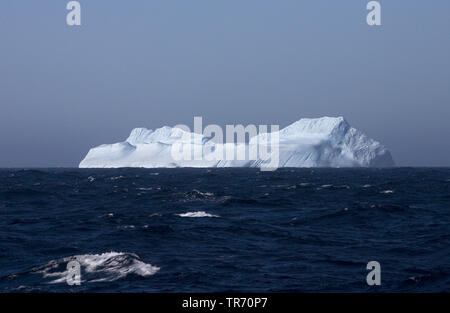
[0,168,449,292]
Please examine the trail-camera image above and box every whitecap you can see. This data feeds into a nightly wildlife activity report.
[87,176,95,182]
[192,189,214,197]
[120,225,135,230]
[138,187,153,191]
[180,190,215,202]
[176,211,219,218]
[33,252,159,284]
[98,213,114,218]
[380,190,395,194]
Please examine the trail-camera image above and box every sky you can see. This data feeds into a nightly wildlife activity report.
[0,0,449,167]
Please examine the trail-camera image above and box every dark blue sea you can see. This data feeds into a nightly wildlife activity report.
[1,168,449,292]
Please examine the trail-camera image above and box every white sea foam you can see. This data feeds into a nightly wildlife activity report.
[380,190,395,194]
[34,252,159,284]
[98,213,114,218]
[180,190,215,202]
[176,211,219,218]
[119,225,136,230]
[191,189,214,197]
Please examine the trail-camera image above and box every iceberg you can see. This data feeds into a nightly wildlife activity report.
[79,117,395,168]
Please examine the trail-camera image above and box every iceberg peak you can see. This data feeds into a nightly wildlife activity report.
[126,126,203,146]
[126,127,153,145]
[280,116,349,137]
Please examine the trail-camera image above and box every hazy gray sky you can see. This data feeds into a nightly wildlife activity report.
[1,0,449,167]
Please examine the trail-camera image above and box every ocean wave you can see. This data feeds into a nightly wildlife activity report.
[110,176,125,180]
[316,184,350,191]
[176,189,215,202]
[118,225,136,230]
[176,211,219,218]
[31,252,160,284]
[138,187,153,191]
[189,189,214,197]
[0,188,53,197]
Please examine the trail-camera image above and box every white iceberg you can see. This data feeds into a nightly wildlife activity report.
[79,117,395,168]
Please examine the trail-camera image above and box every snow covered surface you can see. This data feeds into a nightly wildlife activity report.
[79,117,395,168]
